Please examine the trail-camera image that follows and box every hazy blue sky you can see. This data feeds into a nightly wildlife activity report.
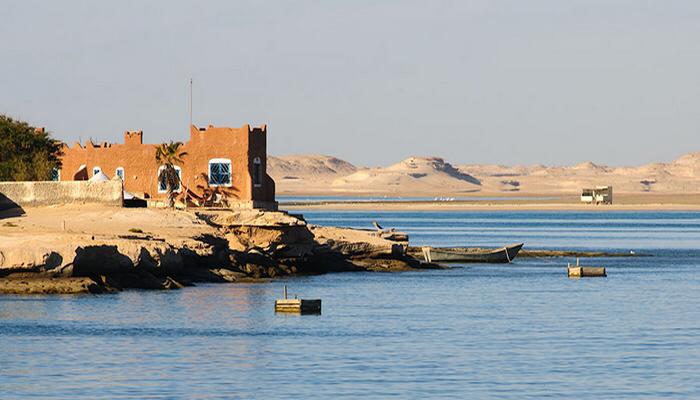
[1,1,698,166]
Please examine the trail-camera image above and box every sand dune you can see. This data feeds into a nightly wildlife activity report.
[331,157,481,194]
[460,151,700,194]
[268,152,700,196]
[268,154,357,177]
[267,155,358,194]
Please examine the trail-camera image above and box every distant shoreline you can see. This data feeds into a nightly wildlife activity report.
[281,193,700,211]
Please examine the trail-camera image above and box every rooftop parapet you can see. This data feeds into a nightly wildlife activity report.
[189,123,267,140]
[124,130,143,145]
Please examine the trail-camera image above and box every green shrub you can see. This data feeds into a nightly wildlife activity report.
[0,115,63,181]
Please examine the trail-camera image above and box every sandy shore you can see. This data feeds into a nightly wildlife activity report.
[282,193,700,211]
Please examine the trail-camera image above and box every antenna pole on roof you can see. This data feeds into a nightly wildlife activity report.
[189,78,193,130]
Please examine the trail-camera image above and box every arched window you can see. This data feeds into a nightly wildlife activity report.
[253,157,262,187]
[208,158,232,187]
[115,167,125,180]
[157,166,182,193]
[92,166,102,176]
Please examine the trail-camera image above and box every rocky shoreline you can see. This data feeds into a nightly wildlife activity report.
[2,205,643,295]
[0,207,441,294]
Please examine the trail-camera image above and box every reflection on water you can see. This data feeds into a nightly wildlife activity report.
[1,211,700,399]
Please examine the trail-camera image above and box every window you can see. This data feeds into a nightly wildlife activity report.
[50,168,61,181]
[115,167,125,180]
[253,157,262,187]
[158,166,182,193]
[208,158,232,187]
[93,166,102,176]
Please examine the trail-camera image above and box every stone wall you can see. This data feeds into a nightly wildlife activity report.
[0,180,123,210]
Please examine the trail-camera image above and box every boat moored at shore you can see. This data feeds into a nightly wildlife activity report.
[421,243,524,263]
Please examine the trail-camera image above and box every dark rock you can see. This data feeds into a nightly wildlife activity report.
[177,267,226,283]
[243,263,265,278]
[73,245,134,276]
[210,268,247,282]
[42,252,63,270]
[101,270,182,290]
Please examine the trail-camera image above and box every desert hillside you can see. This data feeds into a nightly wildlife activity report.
[331,157,481,195]
[268,152,700,196]
[267,155,358,195]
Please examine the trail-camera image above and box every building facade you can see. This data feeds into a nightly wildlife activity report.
[58,124,276,209]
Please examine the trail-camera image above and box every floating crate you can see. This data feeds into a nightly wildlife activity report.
[274,299,322,314]
[567,266,606,277]
[568,259,607,278]
[275,285,321,314]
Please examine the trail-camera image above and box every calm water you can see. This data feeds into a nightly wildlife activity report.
[1,211,700,399]
[277,195,558,203]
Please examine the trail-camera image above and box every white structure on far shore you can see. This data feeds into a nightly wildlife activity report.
[581,186,613,205]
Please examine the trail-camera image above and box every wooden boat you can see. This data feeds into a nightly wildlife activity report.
[421,243,524,263]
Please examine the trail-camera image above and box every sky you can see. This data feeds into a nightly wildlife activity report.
[1,0,699,167]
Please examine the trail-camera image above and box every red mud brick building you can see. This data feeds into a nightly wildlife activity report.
[58,124,276,209]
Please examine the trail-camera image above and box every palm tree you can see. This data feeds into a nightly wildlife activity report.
[155,141,187,208]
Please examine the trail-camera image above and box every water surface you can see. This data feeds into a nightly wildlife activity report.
[278,195,558,203]
[1,211,699,399]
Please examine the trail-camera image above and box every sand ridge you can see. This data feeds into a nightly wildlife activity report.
[268,152,700,196]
